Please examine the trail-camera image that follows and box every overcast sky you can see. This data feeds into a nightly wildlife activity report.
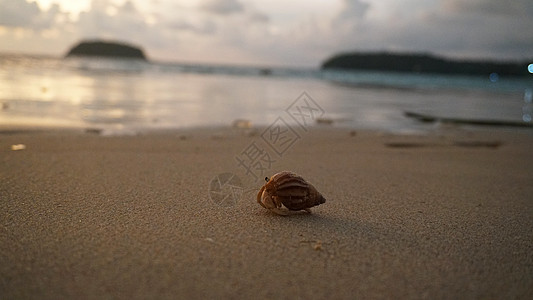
[1,0,532,66]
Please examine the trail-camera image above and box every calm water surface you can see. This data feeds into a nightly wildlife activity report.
[1,55,532,133]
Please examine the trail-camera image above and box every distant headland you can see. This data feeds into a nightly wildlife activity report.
[321,52,531,77]
[65,40,147,60]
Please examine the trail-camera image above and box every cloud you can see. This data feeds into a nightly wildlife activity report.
[0,0,65,30]
[200,0,244,15]
[77,0,151,41]
[248,12,269,23]
[444,0,533,16]
[167,20,216,35]
[0,0,40,28]
[399,0,533,59]
[337,0,370,20]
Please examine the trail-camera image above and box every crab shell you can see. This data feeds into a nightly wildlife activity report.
[257,171,326,215]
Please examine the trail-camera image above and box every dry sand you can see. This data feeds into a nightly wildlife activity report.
[1,126,532,299]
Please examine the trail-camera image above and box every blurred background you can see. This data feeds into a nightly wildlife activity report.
[1,0,532,132]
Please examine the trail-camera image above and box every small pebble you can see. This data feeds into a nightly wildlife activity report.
[313,241,322,251]
[11,144,26,151]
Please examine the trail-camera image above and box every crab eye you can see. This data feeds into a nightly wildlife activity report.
[265,177,269,182]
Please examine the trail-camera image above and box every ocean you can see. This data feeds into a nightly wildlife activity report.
[1,54,532,133]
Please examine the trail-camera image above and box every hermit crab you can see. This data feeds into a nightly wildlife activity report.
[257,171,326,215]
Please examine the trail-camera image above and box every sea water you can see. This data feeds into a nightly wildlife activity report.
[0,54,532,133]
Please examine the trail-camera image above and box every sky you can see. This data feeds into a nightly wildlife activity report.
[0,0,532,67]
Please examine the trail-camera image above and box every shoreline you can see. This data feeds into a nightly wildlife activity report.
[1,126,532,299]
[2,119,533,134]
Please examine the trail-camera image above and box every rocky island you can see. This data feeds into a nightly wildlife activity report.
[65,40,147,60]
[321,52,530,77]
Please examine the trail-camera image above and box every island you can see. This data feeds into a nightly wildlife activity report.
[321,52,531,76]
[65,40,147,60]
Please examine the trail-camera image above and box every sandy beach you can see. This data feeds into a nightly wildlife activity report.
[1,126,532,299]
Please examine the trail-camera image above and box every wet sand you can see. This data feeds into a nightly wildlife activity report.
[1,127,532,299]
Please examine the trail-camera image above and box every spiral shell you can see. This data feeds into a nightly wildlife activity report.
[257,171,326,215]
